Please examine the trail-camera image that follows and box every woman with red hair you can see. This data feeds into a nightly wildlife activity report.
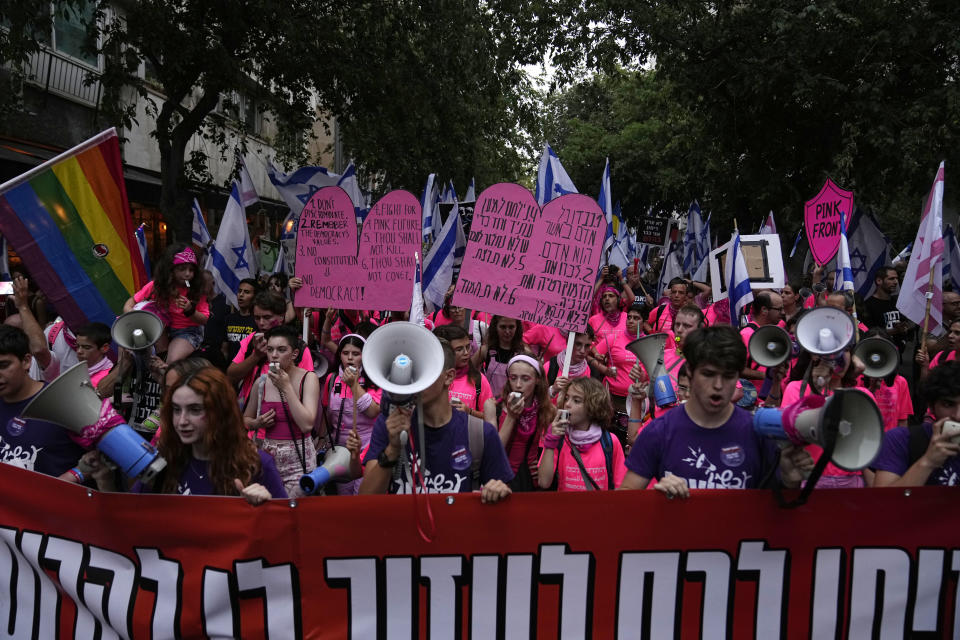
[133,367,286,504]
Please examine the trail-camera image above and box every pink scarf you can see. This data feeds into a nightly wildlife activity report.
[554,349,588,377]
[516,400,539,437]
[567,424,603,451]
[87,356,112,377]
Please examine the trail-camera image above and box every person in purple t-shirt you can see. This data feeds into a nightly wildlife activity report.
[618,324,812,497]
[360,335,514,501]
[873,359,960,487]
[128,367,286,503]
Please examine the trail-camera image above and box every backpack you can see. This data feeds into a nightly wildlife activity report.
[549,430,615,490]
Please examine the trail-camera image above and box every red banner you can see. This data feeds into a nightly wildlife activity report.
[0,463,956,639]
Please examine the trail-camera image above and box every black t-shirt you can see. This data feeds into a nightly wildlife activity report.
[864,296,906,350]
[223,312,258,362]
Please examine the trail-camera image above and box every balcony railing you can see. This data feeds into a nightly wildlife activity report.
[22,47,101,108]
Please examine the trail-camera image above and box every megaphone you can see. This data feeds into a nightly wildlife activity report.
[626,333,677,407]
[853,337,899,379]
[748,325,793,368]
[796,307,855,356]
[112,309,164,351]
[21,363,167,482]
[362,322,445,402]
[753,388,883,470]
[299,446,352,495]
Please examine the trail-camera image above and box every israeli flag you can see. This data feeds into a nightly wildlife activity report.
[134,224,151,277]
[410,252,425,327]
[337,162,370,225]
[237,158,260,208]
[421,173,440,244]
[725,232,754,326]
[846,208,890,299]
[191,198,212,247]
[441,180,458,204]
[891,242,912,266]
[597,158,615,259]
[206,181,255,308]
[422,205,466,310]
[683,200,704,275]
[267,161,342,215]
[789,225,803,258]
[836,212,855,292]
[0,234,10,280]
[535,143,577,206]
[464,178,476,202]
[656,241,684,301]
[944,225,960,293]
[693,212,712,281]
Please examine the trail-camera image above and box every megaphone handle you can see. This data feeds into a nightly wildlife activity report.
[772,423,838,509]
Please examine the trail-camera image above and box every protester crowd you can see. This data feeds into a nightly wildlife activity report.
[1,240,958,506]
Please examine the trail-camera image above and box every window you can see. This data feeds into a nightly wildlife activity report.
[52,1,98,67]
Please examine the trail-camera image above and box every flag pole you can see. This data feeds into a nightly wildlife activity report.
[920,263,937,354]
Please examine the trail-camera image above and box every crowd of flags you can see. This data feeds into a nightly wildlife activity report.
[1,126,952,337]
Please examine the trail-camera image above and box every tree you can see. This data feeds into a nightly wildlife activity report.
[541,0,960,245]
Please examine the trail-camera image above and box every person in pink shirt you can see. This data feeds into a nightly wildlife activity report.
[498,355,557,491]
[589,303,645,413]
[227,291,314,408]
[859,329,912,431]
[538,377,627,490]
[318,333,383,495]
[474,315,530,398]
[644,277,687,333]
[317,308,379,354]
[434,325,496,424]
[124,244,209,364]
[781,347,873,487]
[545,329,594,401]
[589,285,627,344]
[243,325,320,497]
[916,318,960,379]
[522,321,565,361]
[73,323,114,388]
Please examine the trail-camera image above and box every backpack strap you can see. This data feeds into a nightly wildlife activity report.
[654,304,667,330]
[546,356,560,385]
[474,375,482,410]
[466,414,485,488]
[907,424,931,468]
[600,430,614,490]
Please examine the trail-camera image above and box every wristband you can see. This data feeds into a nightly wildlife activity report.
[542,432,563,449]
[628,418,643,423]
[68,467,85,483]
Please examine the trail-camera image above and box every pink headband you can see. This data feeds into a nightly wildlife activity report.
[173,247,197,265]
[339,333,367,345]
[599,285,620,297]
[507,354,541,375]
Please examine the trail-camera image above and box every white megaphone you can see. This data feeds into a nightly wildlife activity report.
[112,309,164,351]
[626,333,677,407]
[748,325,793,368]
[796,307,855,356]
[362,322,445,404]
[753,388,883,470]
[299,445,352,495]
[20,363,167,482]
[853,337,899,379]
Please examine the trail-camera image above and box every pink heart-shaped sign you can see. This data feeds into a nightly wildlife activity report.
[453,183,606,332]
[293,186,420,310]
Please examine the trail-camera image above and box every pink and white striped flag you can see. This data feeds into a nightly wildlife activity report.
[897,162,945,335]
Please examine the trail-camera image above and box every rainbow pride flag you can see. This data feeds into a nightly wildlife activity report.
[0,129,147,330]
